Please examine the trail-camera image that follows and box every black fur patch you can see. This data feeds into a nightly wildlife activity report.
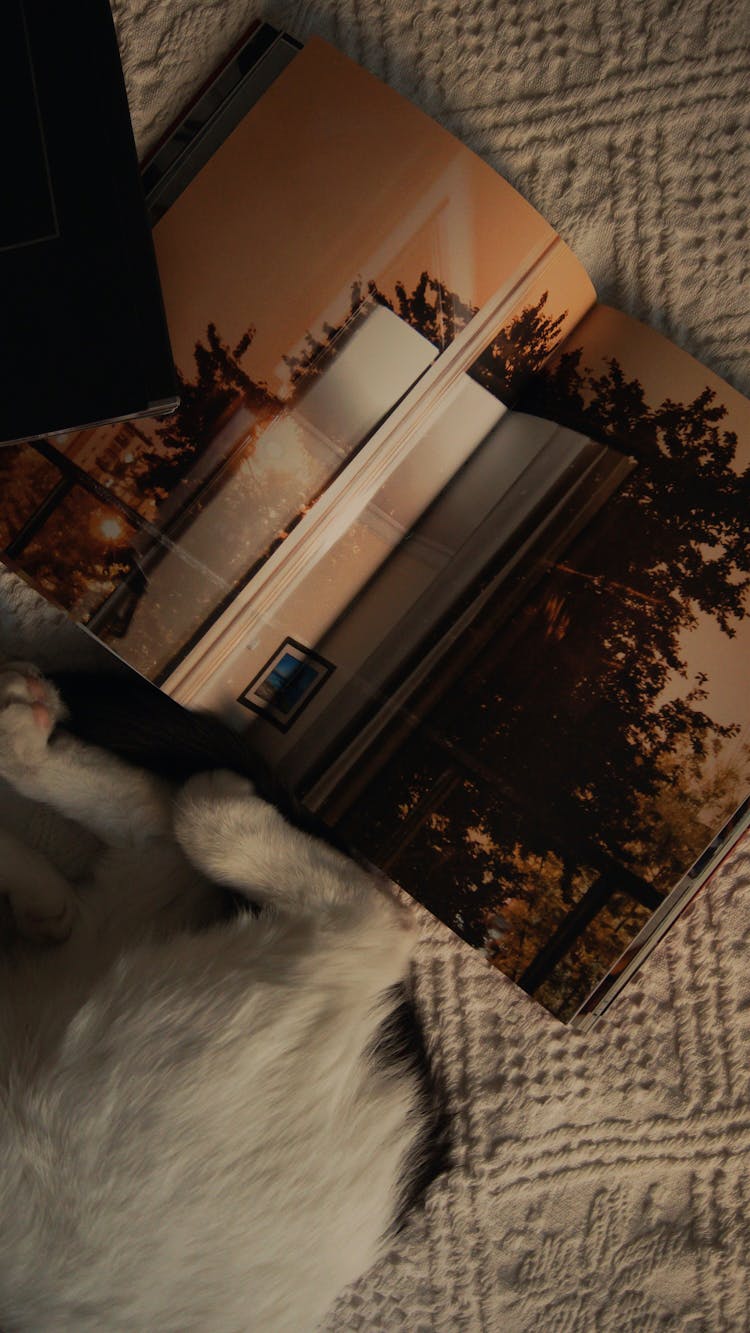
[372,985,452,1233]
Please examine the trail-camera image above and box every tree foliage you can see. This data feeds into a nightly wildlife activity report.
[136,323,277,499]
[469,292,568,401]
[284,272,477,384]
[13,488,134,618]
[333,301,750,1015]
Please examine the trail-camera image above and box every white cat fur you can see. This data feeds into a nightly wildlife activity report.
[0,664,425,1332]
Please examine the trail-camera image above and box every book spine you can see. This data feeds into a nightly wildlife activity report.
[141,24,300,224]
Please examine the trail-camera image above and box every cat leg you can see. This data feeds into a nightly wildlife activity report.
[0,828,76,941]
[174,771,416,978]
[0,664,172,845]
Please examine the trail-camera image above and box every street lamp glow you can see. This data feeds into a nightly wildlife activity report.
[98,516,125,541]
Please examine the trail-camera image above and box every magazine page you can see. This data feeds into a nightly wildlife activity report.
[506,305,750,1021]
[0,36,593,688]
[219,305,747,1025]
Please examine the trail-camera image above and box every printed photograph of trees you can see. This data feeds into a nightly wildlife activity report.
[0,33,589,678]
[1,272,745,1018]
[0,34,745,1022]
[0,262,580,678]
[319,307,750,1020]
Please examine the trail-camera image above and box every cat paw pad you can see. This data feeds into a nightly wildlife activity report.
[0,664,66,763]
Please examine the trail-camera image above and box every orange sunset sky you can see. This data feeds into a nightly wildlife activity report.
[151,38,591,393]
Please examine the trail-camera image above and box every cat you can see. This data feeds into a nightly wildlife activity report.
[0,662,443,1332]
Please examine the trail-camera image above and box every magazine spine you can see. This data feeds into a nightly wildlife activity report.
[571,797,750,1030]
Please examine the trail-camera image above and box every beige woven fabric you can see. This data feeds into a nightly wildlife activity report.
[3,0,749,1326]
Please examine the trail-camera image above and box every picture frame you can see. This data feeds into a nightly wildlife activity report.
[237,637,335,731]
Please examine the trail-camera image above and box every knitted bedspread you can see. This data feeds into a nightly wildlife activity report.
[2,0,748,1326]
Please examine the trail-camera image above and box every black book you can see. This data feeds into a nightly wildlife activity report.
[0,0,178,444]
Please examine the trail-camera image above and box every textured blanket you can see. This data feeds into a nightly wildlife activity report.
[2,0,748,1326]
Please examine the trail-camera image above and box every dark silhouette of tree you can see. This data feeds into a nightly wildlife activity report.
[523,344,750,648]
[469,292,568,402]
[330,331,749,1016]
[284,272,477,385]
[283,278,572,413]
[385,272,476,350]
[136,323,279,500]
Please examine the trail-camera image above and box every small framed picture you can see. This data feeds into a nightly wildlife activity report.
[237,638,335,731]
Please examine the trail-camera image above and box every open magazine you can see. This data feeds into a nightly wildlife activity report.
[1,25,747,1027]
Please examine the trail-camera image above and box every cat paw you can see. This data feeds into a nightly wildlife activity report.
[0,664,66,769]
[174,770,264,882]
[179,770,256,807]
